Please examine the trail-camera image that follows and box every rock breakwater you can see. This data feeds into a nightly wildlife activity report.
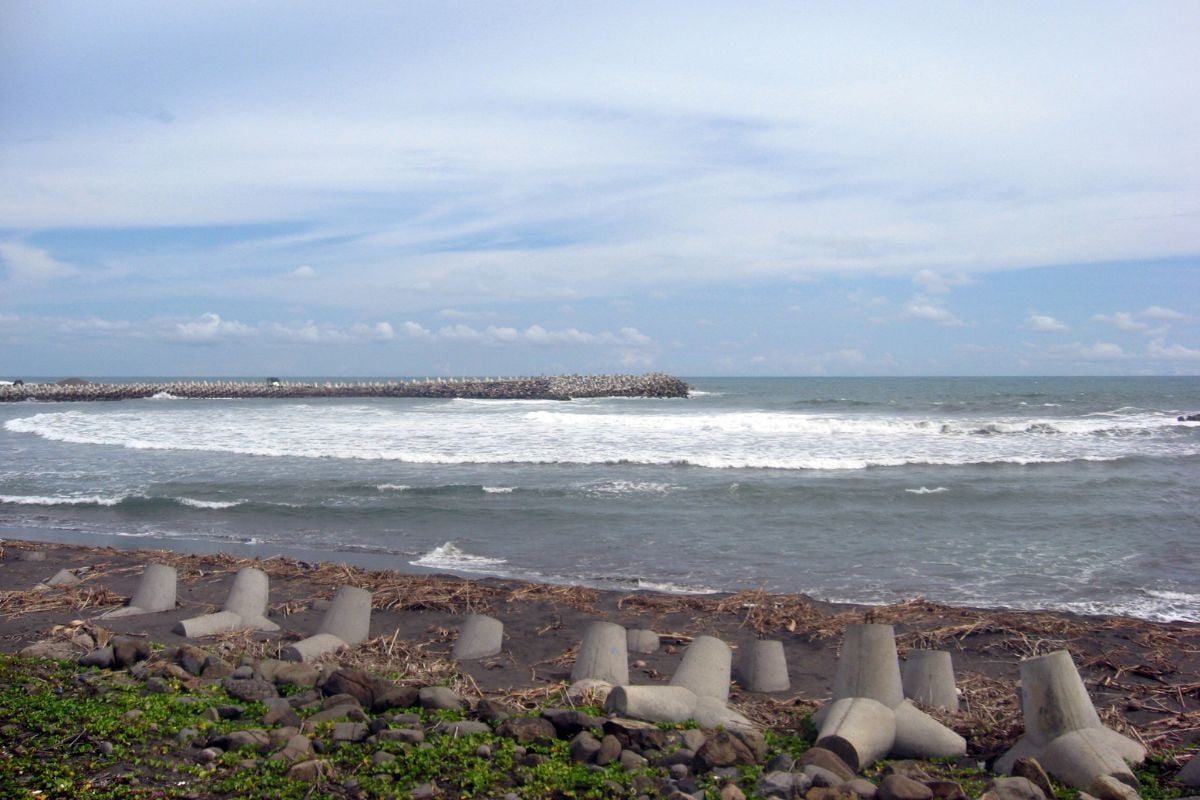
[0,373,690,403]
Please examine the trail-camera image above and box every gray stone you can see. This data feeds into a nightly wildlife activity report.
[694,729,758,769]
[805,765,847,788]
[1181,751,1200,786]
[570,731,603,763]
[287,759,330,781]
[110,636,150,668]
[331,722,369,742]
[848,778,880,799]
[378,728,425,744]
[879,774,934,800]
[758,771,797,798]
[497,716,557,744]
[430,720,490,737]
[274,662,320,690]
[321,667,375,708]
[418,685,466,711]
[223,677,278,702]
[79,646,115,669]
[986,777,1047,800]
[174,644,209,676]
[18,639,80,660]
[595,734,622,766]
[627,628,660,654]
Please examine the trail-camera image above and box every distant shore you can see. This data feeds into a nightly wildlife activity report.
[0,373,691,402]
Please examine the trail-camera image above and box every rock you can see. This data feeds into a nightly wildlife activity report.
[80,647,116,669]
[378,728,425,744]
[1088,776,1140,800]
[231,665,255,679]
[986,777,1048,800]
[410,783,438,800]
[223,677,278,702]
[418,686,466,711]
[194,747,222,764]
[145,676,172,694]
[1011,758,1054,800]
[371,683,419,712]
[271,734,312,762]
[331,722,369,742]
[263,705,301,727]
[542,708,605,738]
[620,749,648,770]
[371,750,395,765]
[18,639,80,660]
[798,748,857,782]
[46,568,81,586]
[695,730,757,769]
[595,734,622,766]
[758,771,797,798]
[274,662,320,690]
[807,765,849,787]
[110,637,150,668]
[848,778,880,799]
[200,658,235,680]
[879,775,934,800]
[926,781,967,800]
[175,644,209,676]
[321,667,375,708]
[430,720,490,737]
[211,729,270,752]
[720,784,747,800]
[808,788,860,800]
[497,716,557,745]
[1180,750,1200,786]
[287,759,331,782]
[570,731,603,763]
[680,728,707,752]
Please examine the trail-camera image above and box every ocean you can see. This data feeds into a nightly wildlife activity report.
[2,376,1197,622]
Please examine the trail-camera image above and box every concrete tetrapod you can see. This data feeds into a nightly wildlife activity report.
[736,639,790,693]
[670,635,732,701]
[101,563,177,618]
[627,628,660,654]
[281,586,372,662]
[173,567,280,638]
[814,624,965,771]
[901,649,959,710]
[571,621,629,687]
[995,650,1144,789]
[452,614,504,661]
[604,685,756,732]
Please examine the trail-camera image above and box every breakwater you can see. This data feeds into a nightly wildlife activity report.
[0,373,690,402]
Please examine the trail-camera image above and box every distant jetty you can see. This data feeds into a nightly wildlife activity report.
[0,373,691,403]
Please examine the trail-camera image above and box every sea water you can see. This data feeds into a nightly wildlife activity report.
[2,376,1197,621]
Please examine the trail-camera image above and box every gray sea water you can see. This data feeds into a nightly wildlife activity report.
[2,376,1197,621]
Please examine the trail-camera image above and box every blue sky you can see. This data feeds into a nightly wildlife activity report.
[1,1,1198,377]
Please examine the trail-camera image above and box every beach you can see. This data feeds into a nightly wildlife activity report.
[3,535,1198,765]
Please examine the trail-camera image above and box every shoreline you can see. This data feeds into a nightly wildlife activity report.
[2,535,1198,762]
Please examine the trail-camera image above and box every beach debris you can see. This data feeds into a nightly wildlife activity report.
[100,562,177,618]
[174,567,280,637]
[995,649,1145,790]
[670,634,733,702]
[815,623,966,771]
[281,586,372,662]
[901,649,959,710]
[626,628,660,654]
[736,639,791,693]
[451,613,504,661]
[571,620,629,687]
[11,549,47,562]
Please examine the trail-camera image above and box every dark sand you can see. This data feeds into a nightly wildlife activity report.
[1,536,1197,763]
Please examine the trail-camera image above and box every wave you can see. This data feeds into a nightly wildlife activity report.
[482,486,515,494]
[0,493,129,507]
[411,542,508,573]
[905,486,949,495]
[150,392,179,400]
[579,480,679,496]
[376,483,411,492]
[175,497,245,510]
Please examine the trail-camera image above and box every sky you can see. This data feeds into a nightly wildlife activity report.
[1,1,1198,377]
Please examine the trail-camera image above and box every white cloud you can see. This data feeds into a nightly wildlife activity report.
[290,265,317,278]
[913,270,970,295]
[1148,338,1200,361]
[1025,312,1069,332]
[169,313,254,344]
[903,296,965,327]
[1053,341,1126,360]
[1141,306,1187,321]
[401,321,655,348]
[1092,311,1147,332]
[402,321,433,339]
[0,241,79,283]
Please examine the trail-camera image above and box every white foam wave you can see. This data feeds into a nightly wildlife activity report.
[1058,589,1200,623]
[581,480,679,496]
[482,486,514,494]
[376,483,411,492]
[150,392,179,400]
[175,497,244,510]
[5,403,1191,472]
[0,493,128,507]
[411,542,508,573]
[905,486,949,495]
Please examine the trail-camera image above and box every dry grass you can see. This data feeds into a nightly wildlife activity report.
[0,585,125,619]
